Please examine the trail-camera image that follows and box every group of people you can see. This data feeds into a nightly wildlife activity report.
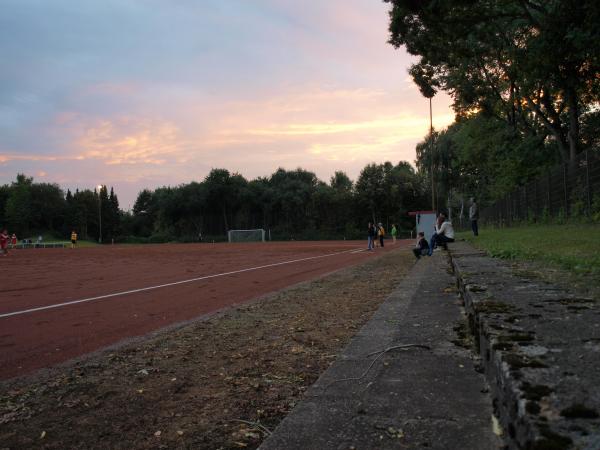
[412,212,455,258]
[0,229,80,255]
[0,229,18,256]
[366,222,399,250]
[412,197,479,259]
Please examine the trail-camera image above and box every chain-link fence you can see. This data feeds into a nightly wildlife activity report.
[481,151,600,226]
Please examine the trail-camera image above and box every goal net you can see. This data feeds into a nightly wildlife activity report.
[228,229,266,243]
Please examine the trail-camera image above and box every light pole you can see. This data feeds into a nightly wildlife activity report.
[97,185,103,244]
[429,97,436,213]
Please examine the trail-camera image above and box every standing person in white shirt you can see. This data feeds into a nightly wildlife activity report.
[428,213,455,256]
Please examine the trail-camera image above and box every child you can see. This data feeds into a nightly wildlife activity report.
[0,229,9,256]
[412,231,429,259]
[11,233,17,248]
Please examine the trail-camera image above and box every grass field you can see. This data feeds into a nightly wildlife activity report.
[458,224,600,277]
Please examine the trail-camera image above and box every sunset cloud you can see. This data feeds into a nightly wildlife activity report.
[76,117,183,165]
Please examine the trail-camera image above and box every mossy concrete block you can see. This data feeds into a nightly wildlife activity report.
[451,241,600,449]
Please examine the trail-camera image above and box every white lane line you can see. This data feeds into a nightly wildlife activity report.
[0,247,363,319]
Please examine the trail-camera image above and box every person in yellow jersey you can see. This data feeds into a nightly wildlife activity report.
[70,230,78,248]
[377,222,385,248]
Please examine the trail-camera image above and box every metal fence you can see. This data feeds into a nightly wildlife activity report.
[13,242,68,249]
[481,150,600,226]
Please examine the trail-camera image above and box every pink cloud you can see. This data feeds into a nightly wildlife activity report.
[75,116,184,165]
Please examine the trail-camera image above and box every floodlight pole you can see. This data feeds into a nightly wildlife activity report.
[429,97,436,212]
[97,185,103,244]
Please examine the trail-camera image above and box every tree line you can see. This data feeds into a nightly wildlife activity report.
[386,0,600,212]
[0,162,428,242]
[126,163,427,241]
[0,174,121,242]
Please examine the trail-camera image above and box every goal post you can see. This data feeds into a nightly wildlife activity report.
[227,229,266,243]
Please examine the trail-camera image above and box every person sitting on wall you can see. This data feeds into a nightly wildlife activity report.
[412,231,430,259]
[428,212,455,256]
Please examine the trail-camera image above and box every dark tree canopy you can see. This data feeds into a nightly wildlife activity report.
[386,0,600,218]
[386,0,600,161]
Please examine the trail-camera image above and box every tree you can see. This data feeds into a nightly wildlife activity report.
[330,171,353,193]
[355,163,386,224]
[132,189,158,237]
[180,182,207,236]
[246,178,273,230]
[354,162,424,230]
[204,169,248,234]
[385,0,600,161]
[328,171,354,234]
[29,182,66,232]
[5,174,33,234]
[269,168,319,234]
[0,185,12,227]
[101,187,121,241]
[414,113,551,212]
[75,189,99,240]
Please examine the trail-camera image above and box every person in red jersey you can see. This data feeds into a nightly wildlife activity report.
[0,229,9,256]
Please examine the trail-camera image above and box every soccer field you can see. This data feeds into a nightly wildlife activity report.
[0,240,407,380]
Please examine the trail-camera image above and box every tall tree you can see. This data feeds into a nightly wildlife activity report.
[204,169,248,233]
[355,163,386,223]
[29,182,66,232]
[132,189,158,237]
[269,168,319,234]
[71,189,98,239]
[386,0,600,161]
[5,174,33,234]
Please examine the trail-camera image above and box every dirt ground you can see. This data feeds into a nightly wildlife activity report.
[0,248,414,450]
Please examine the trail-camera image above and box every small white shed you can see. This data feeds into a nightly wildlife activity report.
[408,210,437,243]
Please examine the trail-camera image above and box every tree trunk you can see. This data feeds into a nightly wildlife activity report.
[525,95,569,161]
[566,87,579,161]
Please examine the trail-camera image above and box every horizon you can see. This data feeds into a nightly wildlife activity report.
[0,0,454,209]
[7,159,421,213]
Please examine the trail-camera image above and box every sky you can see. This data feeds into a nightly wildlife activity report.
[0,0,454,209]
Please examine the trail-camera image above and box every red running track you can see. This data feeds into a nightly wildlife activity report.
[0,240,408,380]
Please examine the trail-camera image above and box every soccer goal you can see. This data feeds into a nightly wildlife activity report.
[228,229,266,243]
